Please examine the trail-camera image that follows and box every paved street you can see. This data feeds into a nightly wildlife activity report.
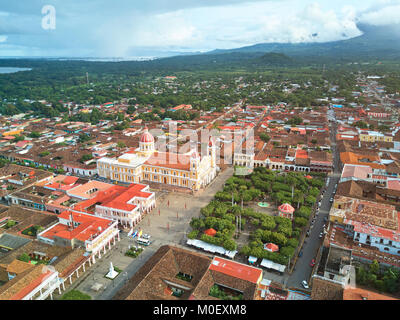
[58,167,234,300]
[285,108,340,290]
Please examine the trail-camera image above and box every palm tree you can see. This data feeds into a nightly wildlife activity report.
[287,176,297,200]
[293,190,304,209]
[225,181,236,207]
[239,185,247,209]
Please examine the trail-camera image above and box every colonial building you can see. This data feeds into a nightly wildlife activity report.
[73,183,156,228]
[114,245,263,300]
[329,196,400,256]
[37,211,120,264]
[97,127,218,191]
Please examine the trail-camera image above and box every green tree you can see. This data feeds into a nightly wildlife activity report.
[370,260,380,275]
[117,141,126,148]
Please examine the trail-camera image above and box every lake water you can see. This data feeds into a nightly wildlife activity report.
[0,67,32,74]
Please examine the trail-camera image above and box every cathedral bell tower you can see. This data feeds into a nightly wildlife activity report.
[139,127,155,157]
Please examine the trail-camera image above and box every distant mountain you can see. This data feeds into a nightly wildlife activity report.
[257,52,293,64]
[207,23,400,61]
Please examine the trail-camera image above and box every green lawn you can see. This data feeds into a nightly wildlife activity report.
[60,290,92,300]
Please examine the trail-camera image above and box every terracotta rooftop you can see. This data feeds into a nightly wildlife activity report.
[40,211,114,242]
[209,257,262,284]
[145,152,191,171]
[114,245,261,301]
[5,259,35,275]
[67,180,114,200]
[74,183,153,213]
[332,195,399,230]
[343,287,398,300]
[341,164,372,180]
[0,265,55,300]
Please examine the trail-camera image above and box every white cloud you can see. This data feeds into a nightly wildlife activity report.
[0,0,399,57]
[0,35,7,42]
[107,1,364,55]
[359,1,400,25]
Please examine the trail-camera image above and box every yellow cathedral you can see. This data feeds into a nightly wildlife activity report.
[97,127,218,191]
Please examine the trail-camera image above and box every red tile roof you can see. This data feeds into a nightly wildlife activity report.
[41,211,113,242]
[295,149,308,159]
[209,257,262,284]
[74,184,153,213]
[343,287,398,300]
[145,152,191,171]
[10,269,53,300]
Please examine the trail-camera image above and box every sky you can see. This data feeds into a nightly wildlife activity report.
[0,0,399,58]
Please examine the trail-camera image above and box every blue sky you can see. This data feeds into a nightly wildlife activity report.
[0,0,399,58]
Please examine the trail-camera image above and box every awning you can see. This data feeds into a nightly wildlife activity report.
[260,258,286,272]
[248,256,257,263]
[186,239,237,259]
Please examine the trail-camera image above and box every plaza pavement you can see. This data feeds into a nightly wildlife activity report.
[56,167,234,300]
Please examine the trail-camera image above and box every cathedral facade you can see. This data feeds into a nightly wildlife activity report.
[97,128,218,191]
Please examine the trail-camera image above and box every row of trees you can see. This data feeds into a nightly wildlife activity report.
[356,260,400,294]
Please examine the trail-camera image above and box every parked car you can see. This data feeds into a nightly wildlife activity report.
[310,259,316,267]
[319,232,324,238]
[329,198,334,203]
[142,234,151,240]
[302,280,309,289]
[136,238,152,246]
[324,217,328,222]
[298,251,303,257]
[306,231,310,237]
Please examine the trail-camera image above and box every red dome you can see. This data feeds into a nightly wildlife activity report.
[278,203,295,214]
[140,127,154,143]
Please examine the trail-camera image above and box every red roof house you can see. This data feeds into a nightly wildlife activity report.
[264,243,279,252]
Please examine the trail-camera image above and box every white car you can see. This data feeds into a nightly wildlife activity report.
[319,232,324,238]
[302,280,309,289]
[142,234,151,240]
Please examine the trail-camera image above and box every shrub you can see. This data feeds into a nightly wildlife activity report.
[260,216,276,230]
[296,206,312,219]
[125,247,143,258]
[190,218,205,230]
[294,217,308,227]
[18,253,30,263]
[223,239,237,251]
[270,232,288,247]
[280,246,295,258]
[240,245,251,256]
[305,195,316,206]
[277,225,292,237]
[188,230,199,239]
[61,290,91,300]
[287,238,299,248]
